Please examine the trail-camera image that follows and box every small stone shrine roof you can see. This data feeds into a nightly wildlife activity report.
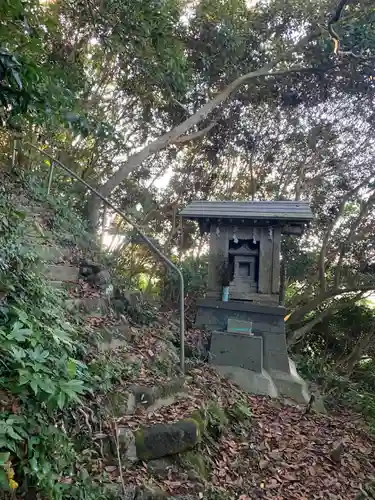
[180,200,313,223]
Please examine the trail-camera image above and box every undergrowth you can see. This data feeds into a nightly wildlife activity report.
[0,178,119,498]
[297,356,375,431]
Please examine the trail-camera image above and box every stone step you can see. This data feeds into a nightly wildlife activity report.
[65,297,109,315]
[49,281,65,289]
[23,224,48,240]
[45,264,78,282]
[96,324,136,351]
[26,242,71,263]
[106,377,187,419]
[49,280,80,291]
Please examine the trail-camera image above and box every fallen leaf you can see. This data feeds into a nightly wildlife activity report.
[105,466,117,473]
[93,433,108,439]
[266,479,279,489]
[259,459,269,470]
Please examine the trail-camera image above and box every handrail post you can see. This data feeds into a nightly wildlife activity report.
[179,271,185,371]
[11,139,17,171]
[24,142,185,373]
[47,161,54,195]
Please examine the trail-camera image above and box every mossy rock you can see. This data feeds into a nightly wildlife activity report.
[159,377,185,397]
[145,457,178,481]
[127,377,186,414]
[134,418,202,461]
[134,486,169,499]
[127,385,159,412]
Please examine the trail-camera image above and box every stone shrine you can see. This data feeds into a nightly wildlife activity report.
[229,242,258,297]
[180,200,313,402]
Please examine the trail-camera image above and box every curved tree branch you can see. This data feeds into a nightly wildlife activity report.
[328,0,350,53]
[287,291,365,346]
[287,285,375,326]
[172,122,218,144]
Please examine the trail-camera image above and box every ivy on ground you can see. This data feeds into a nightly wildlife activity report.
[0,180,117,499]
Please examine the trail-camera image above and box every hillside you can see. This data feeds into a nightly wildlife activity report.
[0,169,374,500]
[3,0,375,498]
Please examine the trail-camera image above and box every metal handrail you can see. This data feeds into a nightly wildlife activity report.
[23,141,185,373]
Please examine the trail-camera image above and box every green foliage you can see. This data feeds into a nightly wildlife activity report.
[202,401,229,437]
[181,450,209,480]
[296,301,375,426]
[356,477,375,500]
[0,183,121,498]
[0,48,25,127]
[227,398,252,423]
[297,355,375,430]
[297,303,375,366]
[0,0,84,130]
[161,256,208,304]
[88,349,139,392]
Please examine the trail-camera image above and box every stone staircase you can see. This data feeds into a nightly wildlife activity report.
[14,196,130,352]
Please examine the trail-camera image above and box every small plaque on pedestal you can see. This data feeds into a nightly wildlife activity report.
[227,318,253,334]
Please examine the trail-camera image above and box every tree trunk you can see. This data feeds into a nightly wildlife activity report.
[287,310,332,346]
[100,205,108,249]
[338,329,373,376]
[86,194,102,231]
[287,294,367,346]
[318,173,375,292]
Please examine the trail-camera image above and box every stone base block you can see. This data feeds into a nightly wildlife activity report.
[45,264,78,282]
[210,331,263,372]
[269,359,310,404]
[214,359,311,404]
[214,365,278,398]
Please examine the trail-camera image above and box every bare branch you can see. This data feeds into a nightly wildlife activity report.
[328,0,367,58]
[172,122,218,144]
[328,0,350,53]
[328,0,350,28]
[96,55,321,202]
[287,292,364,346]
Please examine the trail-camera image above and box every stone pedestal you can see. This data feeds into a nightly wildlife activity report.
[196,299,285,333]
[198,299,290,372]
[269,359,310,403]
[199,299,310,403]
[215,365,279,398]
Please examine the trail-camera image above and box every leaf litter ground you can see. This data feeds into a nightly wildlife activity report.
[89,327,375,498]
[67,270,375,500]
